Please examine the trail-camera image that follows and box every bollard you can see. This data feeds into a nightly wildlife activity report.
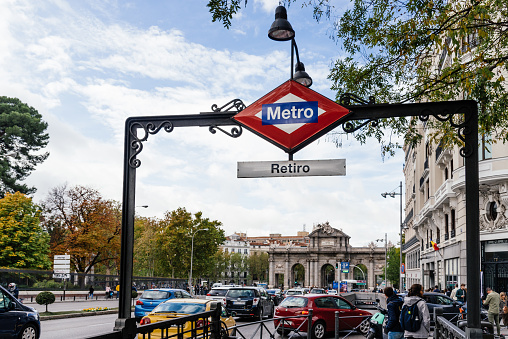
[335,311,340,339]
[307,309,313,339]
[31,296,33,302]
[74,296,75,301]
[60,295,62,301]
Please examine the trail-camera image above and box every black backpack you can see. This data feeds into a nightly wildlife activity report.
[399,299,423,332]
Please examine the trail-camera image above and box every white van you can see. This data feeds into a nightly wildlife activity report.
[212,283,223,288]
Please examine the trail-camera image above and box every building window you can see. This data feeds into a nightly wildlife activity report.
[231,249,234,253]
[486,201,498,221]
[479,134,492,161]
[445,214,449,240]
[451,209,456,237]
[444,167,448,180]
[445,258,459,290]
[436,227,441,244]
[451,159,454,179]
[244,249,248,254]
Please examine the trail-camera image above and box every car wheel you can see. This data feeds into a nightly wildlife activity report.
[19,324,37,339]
[259,307,264,320]
[358,319,370,335]
[312,321,326,339]
[366,331,376,339]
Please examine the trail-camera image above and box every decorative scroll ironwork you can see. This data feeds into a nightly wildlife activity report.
[339,93,378,133]
[209,99,245,138]
[339,94,474,159]
[211,99,246,113]
[209,125,242,138]
[418,105,474,158]
[129,121,174,168]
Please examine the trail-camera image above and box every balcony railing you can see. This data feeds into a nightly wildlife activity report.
[451,229,456,238]
[445,233,449,241]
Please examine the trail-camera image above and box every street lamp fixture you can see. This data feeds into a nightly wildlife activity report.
[376,235,387,288]
[268,6,312,87]
[189,228,209,295]
[381,181,403,290]
[136,205,148,208]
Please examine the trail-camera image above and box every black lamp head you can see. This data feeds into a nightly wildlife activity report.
[268,6,295,41]
[293,62,312,87]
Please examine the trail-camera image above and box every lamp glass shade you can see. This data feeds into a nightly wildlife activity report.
[268,6,295,41]
[293,62,312,87]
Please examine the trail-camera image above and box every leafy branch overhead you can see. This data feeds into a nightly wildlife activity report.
[207,0,508,154]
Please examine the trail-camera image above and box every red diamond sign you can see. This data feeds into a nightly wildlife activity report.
[233,80,351,153]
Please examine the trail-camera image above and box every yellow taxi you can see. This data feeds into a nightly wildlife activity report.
[138,298,236,338]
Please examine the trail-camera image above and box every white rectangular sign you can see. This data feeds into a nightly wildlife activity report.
[54,259,71,265]
[54,255,70,260]
[54,269,70,274]
[237,159,346,178]
[53,273,70,279]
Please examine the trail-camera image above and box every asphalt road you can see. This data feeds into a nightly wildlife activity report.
[39,312,367,339]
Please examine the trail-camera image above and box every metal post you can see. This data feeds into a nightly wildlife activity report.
[385,233,387,287]
[189,228,208,296]
[399,181,403,291]
[464,104,482,339]
[307,309,313,339]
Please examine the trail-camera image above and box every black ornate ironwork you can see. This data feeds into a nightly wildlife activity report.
[128,121,174,168]
[339,93,378,133]
[208,125,242,138]
[211,99,246,113]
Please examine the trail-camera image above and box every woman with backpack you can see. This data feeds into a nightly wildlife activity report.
[401,284,430,339]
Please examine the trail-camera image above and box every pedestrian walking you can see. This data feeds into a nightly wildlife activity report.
[499,292,508,328]
[483,287,501,336]
[89,285,94,298]
[384,287,404,339]
[116,284,120,299]
[450,284,459,300]
[455,284,466,303]
[106,285,111,299]
[432,285,440,293]
[402,283,431,339]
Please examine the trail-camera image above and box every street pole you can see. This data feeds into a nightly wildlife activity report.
[384,233,387,287]
[189,228,208,295]
[399,181,403,291]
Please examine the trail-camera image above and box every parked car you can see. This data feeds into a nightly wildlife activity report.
[206,286,232,305]
[225,286,274,319]
[398,292,463,325]
[139,298,235,339]
[134,288,192,319]
[326,290,338,295]
[0,285,41,339]
[310,288,327,294]
[284,288,306,298]
[274,295,372,339]
[266,289,283,305]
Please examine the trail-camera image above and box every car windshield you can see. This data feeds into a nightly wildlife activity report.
[279,297,307,308]
[286,290,303,295]
[154,302,207,314]
[141,290,171,300]
[209,289,228,296]
[227,289,255,298]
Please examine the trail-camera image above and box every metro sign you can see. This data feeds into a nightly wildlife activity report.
[233,80,351,153]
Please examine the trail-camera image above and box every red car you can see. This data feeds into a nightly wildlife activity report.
[273,294,371,339]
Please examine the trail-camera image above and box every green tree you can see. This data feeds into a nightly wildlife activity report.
[246,252,269,282]
[0,97,49,197]
[206,1,508,154]
[36,291,55,313]
[0,192,51,269]
[154,207,225,279]
[381,246,404,289]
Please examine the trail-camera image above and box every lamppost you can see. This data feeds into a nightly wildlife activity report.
[381,181,403,290]
[268,6,313,88]
[376,234,387,288]
[189,228,208,295]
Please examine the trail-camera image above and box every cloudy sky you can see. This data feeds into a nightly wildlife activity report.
[1,0,405,247]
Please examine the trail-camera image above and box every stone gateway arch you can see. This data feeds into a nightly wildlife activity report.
[268,223,386,290]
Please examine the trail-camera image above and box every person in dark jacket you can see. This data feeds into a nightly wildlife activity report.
[384,287,404,339]
[8,283,19,299]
